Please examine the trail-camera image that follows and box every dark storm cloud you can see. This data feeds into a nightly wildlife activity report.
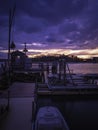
[0,16,8,27]
[16,16,44,34]
[45,33,65,43]
[0,0,87,25]
[76,0,98,48]
[30,0,88,24]
[0,0,98,52]
[0,0,9,14]
[59,22,78,34]
[0,0,88,24]
[53,0,98,49]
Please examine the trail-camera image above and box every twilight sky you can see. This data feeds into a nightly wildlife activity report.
[0,0,98,58]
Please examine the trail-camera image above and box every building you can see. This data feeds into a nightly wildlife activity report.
[92,57,98,63]
[11,50,33,71]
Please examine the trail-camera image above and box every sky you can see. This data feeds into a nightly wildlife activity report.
[0,0,98,59]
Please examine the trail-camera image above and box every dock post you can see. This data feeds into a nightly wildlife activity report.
[58,60,61,80]
[7,90,10,110]
[64,59,66,85]
[32,101,34,121]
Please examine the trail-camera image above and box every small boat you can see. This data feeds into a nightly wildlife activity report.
[34,106,69,130]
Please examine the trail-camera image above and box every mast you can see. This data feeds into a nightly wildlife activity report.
[8,5,16,84]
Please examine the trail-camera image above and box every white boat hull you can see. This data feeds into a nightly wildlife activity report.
[34,106,69,130]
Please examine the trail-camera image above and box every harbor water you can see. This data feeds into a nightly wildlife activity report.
[69,63,98,74]
[31,62,98,74]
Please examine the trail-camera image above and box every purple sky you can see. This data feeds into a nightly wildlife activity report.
[0,0,98,58]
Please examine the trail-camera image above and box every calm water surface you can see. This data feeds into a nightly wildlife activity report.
[69,63,98,74]
[64,100,98,130]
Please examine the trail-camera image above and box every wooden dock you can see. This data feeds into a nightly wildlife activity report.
[36,76,98,96]
[0,82,35,130]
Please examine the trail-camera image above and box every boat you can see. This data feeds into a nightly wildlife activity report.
[33,106,69,130]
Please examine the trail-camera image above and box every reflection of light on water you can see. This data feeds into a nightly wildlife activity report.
[69,63,98,74]
[32,63,98,74]
[53,63,98,74]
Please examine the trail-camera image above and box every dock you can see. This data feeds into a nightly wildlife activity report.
[0,82,35,130]
[36,74,98,96]
[34,60,98,97]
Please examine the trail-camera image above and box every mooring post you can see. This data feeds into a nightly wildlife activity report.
[7,90,10,111]
[32,101,34,121]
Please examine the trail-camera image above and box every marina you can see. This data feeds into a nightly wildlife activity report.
[1,81,98,130]
[0,1,98,130]
[0,58,98,130]
[0,64,98,130]
[34,62,98,97]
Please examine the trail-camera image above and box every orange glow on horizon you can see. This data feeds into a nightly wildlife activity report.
[27,48,98,59]
[0,48,98,59]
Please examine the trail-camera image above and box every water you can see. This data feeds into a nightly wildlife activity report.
[32,62,98,74]
[68,63,98,85]
[69,63,98,74]
[64,100,98,130]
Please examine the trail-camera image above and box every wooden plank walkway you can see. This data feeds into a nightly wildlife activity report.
[0,82,35,130]
[9,82,35,98]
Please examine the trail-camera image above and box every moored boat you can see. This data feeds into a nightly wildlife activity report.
[34,106,69,130]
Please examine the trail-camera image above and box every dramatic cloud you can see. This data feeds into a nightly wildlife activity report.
[0,0,98,58]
